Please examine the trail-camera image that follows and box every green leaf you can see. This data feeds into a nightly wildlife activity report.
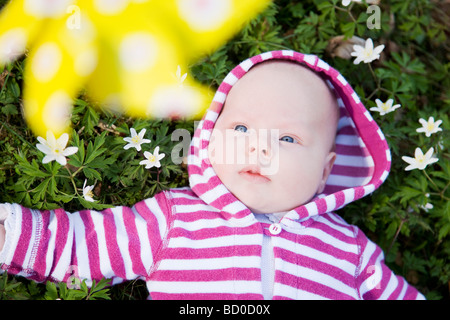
[83,167,102,180]
[44,281,59,300]
[85,132,107,165]
[1,103,18,115]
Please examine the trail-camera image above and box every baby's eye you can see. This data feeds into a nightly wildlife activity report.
[234,125,248,133]
[280,135,296,143]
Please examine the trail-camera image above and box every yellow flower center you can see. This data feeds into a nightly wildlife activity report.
[364,49,373,58]
[132,136,140,143]
[416,154,425,164]
[86,190,94,198]
[148,155,156,162]
[381,103,390,112]
[427,123,434,132]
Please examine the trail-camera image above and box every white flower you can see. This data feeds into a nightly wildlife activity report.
[123,128,151,151]
[342,0,380,7]
[342,0,360,6]
[402,147,439,171]
[350,38,384,64]
[370,98,401,115]
[82,179,96,202]
[139,146,165,169]
[420,202,433,212]
[342,0,380,6]
[36,131,78,166]
[416,117,443,137]
[175,65,187,85]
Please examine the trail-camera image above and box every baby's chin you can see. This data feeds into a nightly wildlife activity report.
[239,192,316,215]
[242,200,302,215]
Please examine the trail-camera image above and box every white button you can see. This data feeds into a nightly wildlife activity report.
[269,223,282,235]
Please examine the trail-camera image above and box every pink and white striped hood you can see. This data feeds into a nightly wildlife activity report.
[188,50,391,226]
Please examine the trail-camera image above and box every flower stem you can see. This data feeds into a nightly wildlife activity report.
[387,219,406,256]
[423,169,439,191]
[65,166,82,196]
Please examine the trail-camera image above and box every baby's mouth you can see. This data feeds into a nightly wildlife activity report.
[238,166,271,183]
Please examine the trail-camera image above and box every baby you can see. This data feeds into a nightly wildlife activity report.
[208,60,339,215]
[0,50,424,300]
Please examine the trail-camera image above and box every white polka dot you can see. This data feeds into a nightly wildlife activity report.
[31,43,62,82]
[177,0,231,32]
[94,0,129,15]
[0,28,27,64]
[67,13,97,42]
[149,85,203,118]
[43,91,73,133]
[74,49,98,76]
[24,0,74,18]
[119,33,158,72]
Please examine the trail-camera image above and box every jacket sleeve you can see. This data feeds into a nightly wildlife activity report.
[354,228,425,300]
[0,191,171,286]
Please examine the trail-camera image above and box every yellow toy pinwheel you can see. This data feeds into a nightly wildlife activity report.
[0,0,271,138]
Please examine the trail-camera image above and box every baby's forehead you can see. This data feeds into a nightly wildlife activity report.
[246,59,322,82]
[225,60,338,112]
[220,59,340,133]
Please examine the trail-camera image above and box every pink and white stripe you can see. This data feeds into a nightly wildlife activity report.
[0,187,423,299]
[0,50,423,300]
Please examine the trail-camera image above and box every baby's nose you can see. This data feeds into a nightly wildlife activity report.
[248,131,276,161]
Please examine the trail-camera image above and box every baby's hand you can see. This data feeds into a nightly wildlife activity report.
[0,204,8,252]
[0,224,5,252]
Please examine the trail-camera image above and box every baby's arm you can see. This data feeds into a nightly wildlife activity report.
[0,225,5,252]
[0,205,8,251]
[0,192,170,286]
[355,228,425,300]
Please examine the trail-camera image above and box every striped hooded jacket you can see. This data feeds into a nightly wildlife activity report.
[0,50,424,300]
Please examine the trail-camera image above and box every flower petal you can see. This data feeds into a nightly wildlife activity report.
[55,155,67,166]
[37,136,47,145]
[401,155,416,165]
[424,147,434,160]
[414,147,424,159]
[138,128,147,138]
[46,131,57,148]
[63,146,79,156]
[57,133,69,148]
[143,151,151,159]
[36,143,52,154]
[42,154,55,164]
[367,38,375,49]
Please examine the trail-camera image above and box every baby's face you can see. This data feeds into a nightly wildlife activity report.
[208,61,338,214]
